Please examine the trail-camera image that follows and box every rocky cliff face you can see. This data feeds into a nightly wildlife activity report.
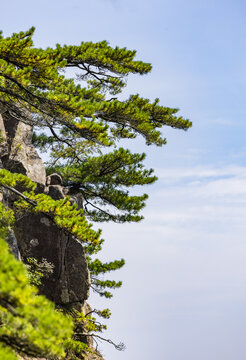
[0,112,102,358]
[0,111,90,306]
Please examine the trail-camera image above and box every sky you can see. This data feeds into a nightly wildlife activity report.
[2,0,246,359]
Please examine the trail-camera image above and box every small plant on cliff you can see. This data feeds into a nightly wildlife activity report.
[0,27,191,359]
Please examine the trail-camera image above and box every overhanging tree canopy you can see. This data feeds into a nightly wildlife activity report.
[0,27,192,359]
[0,27,191,223]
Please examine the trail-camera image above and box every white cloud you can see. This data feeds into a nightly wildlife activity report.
[91,164,246,360]
[155,164,246,182]
[144,165,246,223]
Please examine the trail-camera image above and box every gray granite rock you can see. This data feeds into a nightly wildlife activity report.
[15,213,90,304]
[0,112,46,185]
[0,111,91,306]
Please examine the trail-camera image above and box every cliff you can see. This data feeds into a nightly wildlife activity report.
[0,111,103,360]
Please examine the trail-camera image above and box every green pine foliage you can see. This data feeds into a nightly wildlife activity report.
[0,344,17,360]
[0,26,191,226]
[48,148,157,223]
[88,258,125,298]
[0,27,192,358]
[0,28,191,147]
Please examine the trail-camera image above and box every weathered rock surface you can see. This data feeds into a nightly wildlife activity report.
[0,112,46,185]
[0,111,90,305]
[15,213,90,304]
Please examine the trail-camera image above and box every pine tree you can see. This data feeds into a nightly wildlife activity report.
[0,27,192,359]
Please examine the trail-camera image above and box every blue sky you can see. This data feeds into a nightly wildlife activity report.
[2,0,246,359]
